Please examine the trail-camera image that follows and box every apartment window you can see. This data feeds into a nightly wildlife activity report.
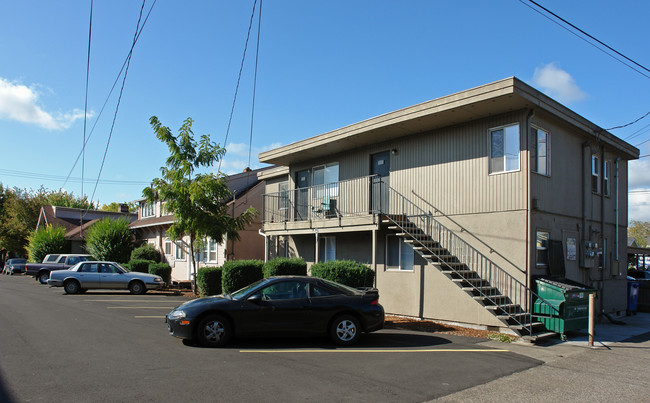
[319,236,336,262]
[175,242,186,260]
[208,238,218,262]
[604,160,611,196]
[532,127,550,176]
[489,124,520,173]
[592,155,601,194]
[141,202,154,218]
[536,231,549,269]
[313,163,339,197]
[278,181,289,210]
[386,235,414,271]
[164,241,172,255]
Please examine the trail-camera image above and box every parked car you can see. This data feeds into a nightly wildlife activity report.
[166,276,384,347]
[3,258,27,275]
[42,254,61,263]
[47,261,165,294]
[25,254,93,284]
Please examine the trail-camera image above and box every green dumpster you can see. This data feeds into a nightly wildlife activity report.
[533,278,597,340]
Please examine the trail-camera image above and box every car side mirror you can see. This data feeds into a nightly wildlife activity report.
[247,294,262,304]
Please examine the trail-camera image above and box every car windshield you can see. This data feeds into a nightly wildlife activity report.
[113,263,128,273]
[230,278,270,300]
[9,259,26,264]
[319,278,363,295]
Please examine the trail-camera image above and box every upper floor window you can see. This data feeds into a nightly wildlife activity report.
[208,238,218,262]
[175,242,186,260]
[592,155,601,194]
[313,163,339,197]
[141,202,155,218]
[536,231,549,269]
[278,181,289,210]
[604,160,611,197]
[489,124,520,174]
[532,127,550,176]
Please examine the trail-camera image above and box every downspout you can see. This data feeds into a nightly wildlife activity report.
[615,157,620,265]
[258,229,268,263]
[525,109,534,308]
[581,141,590,271]
[600,145,605,314]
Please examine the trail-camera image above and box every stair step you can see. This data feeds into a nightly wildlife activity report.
[413,246,447,253]
[486,304,520,311]
[462,286,498,293]
[509,321,544,331]
[452,278,485,284]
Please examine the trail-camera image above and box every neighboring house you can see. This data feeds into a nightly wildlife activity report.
[257,77,639,337]
[36,205,137,253]
[129,168,268,282]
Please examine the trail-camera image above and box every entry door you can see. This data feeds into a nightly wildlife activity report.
[295,170,310,221]
[371,151,390,212]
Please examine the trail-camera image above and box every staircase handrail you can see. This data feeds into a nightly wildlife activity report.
[378,179,559,335]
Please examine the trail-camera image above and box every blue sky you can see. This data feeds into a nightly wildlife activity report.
[1,1,649,220]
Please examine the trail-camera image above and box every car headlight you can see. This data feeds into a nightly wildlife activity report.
[168,309,186,319]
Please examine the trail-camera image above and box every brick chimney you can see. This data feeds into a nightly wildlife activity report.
[118,203,130,213]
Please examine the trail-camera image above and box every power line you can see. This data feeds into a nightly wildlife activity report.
[82,0,93,203]
[608,111,650,131]
[519,0,650,79]
[0,168,149,185]
[247,0,262,174]
[62,0,157,189]
[623,123,650,142]
[219,0,259,172]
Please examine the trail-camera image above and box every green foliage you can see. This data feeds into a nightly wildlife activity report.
[310,260,375,288]
[26,225,67,263]
[221,260,264,294]
[142,116,257,291]
[628,220,650,248]
[263,257,307,277]
[149,263,172,285]
[46,189,96,210]
[84,218,132,263]
[197,266,223,297]
[131,244,161,263]
[130,259,155,273]
[100,202,137,212]
[0,185,45,258]
[487,333,516,343]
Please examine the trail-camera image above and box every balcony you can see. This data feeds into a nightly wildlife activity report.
[262,175,385,232]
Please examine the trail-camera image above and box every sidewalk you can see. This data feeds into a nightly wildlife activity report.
[434,313,650,402]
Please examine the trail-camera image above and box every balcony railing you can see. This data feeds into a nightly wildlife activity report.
[262,175,379,223]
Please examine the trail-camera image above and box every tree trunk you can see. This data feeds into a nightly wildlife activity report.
[189,232,197,294]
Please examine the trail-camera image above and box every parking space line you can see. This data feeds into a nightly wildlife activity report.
[107,306,175,309]
[240,348,510,353]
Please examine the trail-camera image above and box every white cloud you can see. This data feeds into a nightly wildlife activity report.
[217,141,282,175]
[532,63,587,104]
[629,153,650,222]
[0,77,90,130]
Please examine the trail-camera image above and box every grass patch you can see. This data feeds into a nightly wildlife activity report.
[487,333,516,343]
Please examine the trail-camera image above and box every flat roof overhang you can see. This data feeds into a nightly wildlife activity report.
[259,77,639,166]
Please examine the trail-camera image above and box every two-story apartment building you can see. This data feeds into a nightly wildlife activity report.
[258,77,639,337]
[130,168,268,282]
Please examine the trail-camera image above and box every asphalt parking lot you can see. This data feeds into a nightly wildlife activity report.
[0,275,542,402]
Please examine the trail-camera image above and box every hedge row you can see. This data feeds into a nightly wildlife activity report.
[195,257,373,297]
[123,259,171,286]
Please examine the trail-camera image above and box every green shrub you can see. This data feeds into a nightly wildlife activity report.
[263,257,307,277]
[131,244,161,263]
[310,260,375,288]
[197,266,223,297]
[129,259,155,273]
[85,218,132,263]
[149,263,172,285]
[26,225,67,263]
[221,260,264,294]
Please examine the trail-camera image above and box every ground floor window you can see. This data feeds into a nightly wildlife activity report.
[386,235,413,271]
[164,240,172,255]
[319,236,336,262]
[536,231,549,269]
[175,241,186,260]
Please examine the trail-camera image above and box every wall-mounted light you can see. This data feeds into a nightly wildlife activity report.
[391,149,398,155]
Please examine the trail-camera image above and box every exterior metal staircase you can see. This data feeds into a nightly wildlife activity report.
[376,180,558,340]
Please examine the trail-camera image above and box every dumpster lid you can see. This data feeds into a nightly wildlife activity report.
[536,277,596,292]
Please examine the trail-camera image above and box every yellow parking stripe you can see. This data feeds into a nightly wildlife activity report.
[107,306,175,309]
[240,348,510,353]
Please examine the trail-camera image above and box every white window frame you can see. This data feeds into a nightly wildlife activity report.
[141,202,155,218]
[489,123,520,174]
[531,126,550,176]
[313,162,339,198]
[386,235,414,271]
[604,160,611,197]
[208,238,218,263]
[278,182,289,211]
[164,240,172,255]
[175,242,186,260]
[592,155,601,194]
[319,236,336,262]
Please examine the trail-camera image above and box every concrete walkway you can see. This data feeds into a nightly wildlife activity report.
[434,313,650,402]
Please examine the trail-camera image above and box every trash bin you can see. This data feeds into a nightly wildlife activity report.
[533,277,597,340]
[627,278,641,315]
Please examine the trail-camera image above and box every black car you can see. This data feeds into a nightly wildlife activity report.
[166,276,384,347]
[3,258,26,275]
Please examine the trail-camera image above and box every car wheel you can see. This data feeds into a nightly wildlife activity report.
[38,272,50,284]
[129,281,146,295]
[197,314,231,347]
[79,289,88,293]
[330,315,361,346]
[63,280,80,294]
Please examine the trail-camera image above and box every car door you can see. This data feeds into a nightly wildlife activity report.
[76,263,101,288]
[307,282,347,331]
[98,263,127,289]
[238,280,312,335]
